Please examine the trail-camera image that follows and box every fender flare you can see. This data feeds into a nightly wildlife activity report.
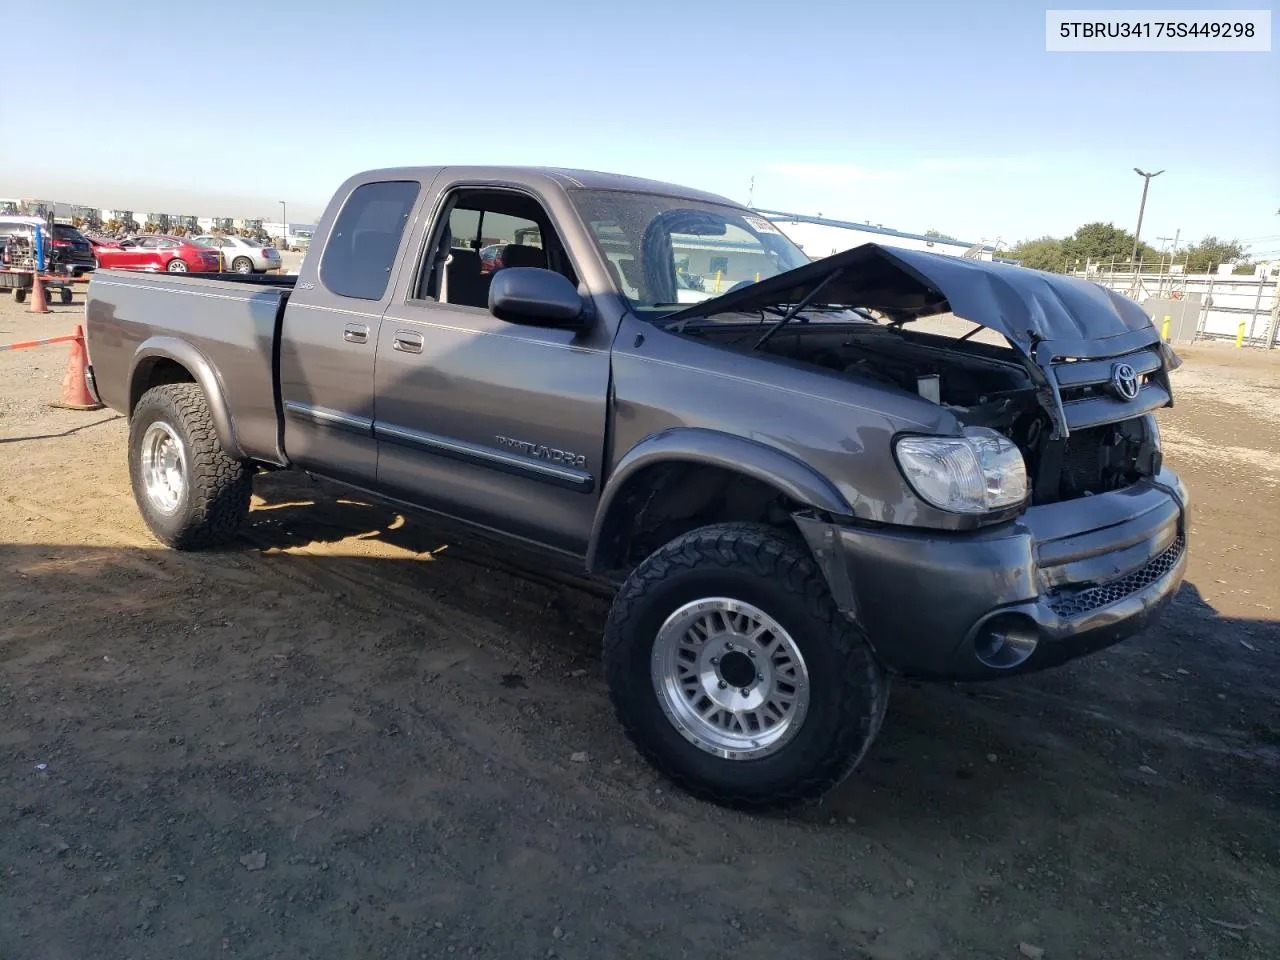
[128,336,243,460]
[586,427,854,573]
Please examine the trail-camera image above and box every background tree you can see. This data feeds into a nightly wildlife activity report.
[1181,236,1246,273]
[1060,222,1161,267]
[925,228,957,241]
[1003,236,1067,272]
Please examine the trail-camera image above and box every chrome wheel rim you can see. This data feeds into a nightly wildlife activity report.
[651,597,810,760]
[168,260,187,272]
[140,421,186,514]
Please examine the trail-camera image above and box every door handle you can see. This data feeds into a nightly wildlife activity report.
[393,330,424,354]
[343,323,369,344]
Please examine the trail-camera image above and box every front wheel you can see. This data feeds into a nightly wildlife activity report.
[166,258,188,273]
[128,383,251,549]
[604,523,887,810]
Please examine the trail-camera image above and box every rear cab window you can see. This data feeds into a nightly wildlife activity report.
[320,180,421,301]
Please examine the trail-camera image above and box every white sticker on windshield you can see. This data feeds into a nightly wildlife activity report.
[743,215,781,235]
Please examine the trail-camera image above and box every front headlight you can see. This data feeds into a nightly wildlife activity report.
[894,426,1028,514]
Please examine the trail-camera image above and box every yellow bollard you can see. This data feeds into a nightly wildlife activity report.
[754,271,760,282]
[714,270,722,293]
[1236,321,1246,347]
[1161,315,1170,340]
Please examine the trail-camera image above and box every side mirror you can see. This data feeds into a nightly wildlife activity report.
[489,267,588,330]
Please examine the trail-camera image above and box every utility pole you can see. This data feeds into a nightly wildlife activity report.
[747,175,755,208]
[279,200,287,250]
[1129,168,1164,286]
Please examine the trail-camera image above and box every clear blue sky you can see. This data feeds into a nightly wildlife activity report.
[4,0,1277,254]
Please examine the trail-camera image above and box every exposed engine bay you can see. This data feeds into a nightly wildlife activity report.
[701,321,1163,506]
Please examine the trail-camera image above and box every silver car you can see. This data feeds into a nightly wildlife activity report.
[191,235,282,274]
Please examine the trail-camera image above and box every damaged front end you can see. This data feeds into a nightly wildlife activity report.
[659,243,1179,508]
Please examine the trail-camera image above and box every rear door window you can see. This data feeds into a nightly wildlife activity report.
[320,180,420,301]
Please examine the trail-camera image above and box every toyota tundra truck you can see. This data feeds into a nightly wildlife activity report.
[83,166,1190,809]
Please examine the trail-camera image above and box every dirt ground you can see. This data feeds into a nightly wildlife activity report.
[1,288,1276,960]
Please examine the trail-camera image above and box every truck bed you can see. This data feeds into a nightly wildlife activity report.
[85,269,294,465]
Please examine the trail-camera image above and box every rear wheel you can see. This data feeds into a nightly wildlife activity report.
[59,287,72,304]
[231,257,254,274]
[166,258,188,273]
[604,522,887,810]
[14,288,27,303]
[128,383,251,549]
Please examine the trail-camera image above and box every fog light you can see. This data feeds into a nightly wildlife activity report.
[973,614,1040,669]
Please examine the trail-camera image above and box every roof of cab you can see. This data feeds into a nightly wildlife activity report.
[349,166,738,207]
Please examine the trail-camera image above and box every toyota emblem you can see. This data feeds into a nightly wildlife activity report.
[1111,362,1140,401]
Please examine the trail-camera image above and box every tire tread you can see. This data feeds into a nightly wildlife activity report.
[603,522,886,810]
[131,383,250,549]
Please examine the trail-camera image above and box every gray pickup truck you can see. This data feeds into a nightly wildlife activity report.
[84,166,1189,809]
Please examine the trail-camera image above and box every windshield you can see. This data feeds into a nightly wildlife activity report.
[54,225,87,242]
[571,190,810,310]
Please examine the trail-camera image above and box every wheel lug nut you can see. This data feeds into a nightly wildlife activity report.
[756,673,764,682]
[710,657,719,665]
[748,650,756,658]
[740,688,750,697]
[718,680,727,689]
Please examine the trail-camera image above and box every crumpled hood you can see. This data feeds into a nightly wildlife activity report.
[661,242,1162,356]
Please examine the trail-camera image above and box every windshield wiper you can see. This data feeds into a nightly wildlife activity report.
[752,267,845,351]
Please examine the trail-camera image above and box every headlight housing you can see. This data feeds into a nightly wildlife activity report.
[894,426,1028,514]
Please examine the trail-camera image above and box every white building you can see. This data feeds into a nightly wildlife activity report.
[755,210,1012,263]
[262,221,316,249]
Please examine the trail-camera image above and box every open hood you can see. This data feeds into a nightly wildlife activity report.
[660,242,1161,357]
[660,243,1178,439]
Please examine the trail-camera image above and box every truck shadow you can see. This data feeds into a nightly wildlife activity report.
[238,468,1280,817]
[4,477,1276,833]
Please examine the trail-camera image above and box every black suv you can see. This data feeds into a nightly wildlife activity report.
[48,224,97,276]
[0,220,96,276]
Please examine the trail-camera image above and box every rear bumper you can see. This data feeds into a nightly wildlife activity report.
[795,470,1190,681]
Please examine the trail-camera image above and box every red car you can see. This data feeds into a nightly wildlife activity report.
[93,235,222,273]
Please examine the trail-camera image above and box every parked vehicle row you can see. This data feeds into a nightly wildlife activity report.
[91,235,222,273]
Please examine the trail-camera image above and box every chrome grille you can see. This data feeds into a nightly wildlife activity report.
[1048,534,1185,619]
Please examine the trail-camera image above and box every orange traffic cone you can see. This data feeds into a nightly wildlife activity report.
[27,270,49,314]
[49,325,105,411]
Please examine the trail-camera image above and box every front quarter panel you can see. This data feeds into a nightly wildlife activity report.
[608,315,964,528]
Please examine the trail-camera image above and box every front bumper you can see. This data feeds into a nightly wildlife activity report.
[796,470,1190,681]
[84,363,102,406]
